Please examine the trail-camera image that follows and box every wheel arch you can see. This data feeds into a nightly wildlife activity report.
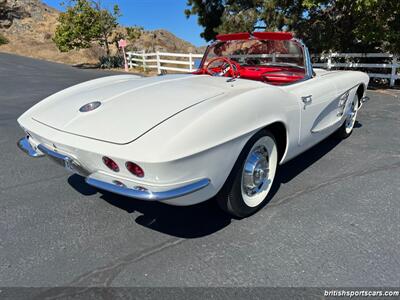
[260,121,288,164]
[356,83,366,106]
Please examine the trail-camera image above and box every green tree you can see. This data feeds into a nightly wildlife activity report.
[292,0,400,53]
[185,0,400,53]
[53,0,120,56]
[185,0,225,41]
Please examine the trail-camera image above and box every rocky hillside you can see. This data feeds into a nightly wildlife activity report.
[0,0,52,28]
[130,29,200,53]
[0,0,203,65]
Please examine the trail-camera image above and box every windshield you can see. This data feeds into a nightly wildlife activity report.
[201,39,305,69]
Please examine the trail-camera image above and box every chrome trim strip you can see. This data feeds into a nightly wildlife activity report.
[37,144,69,160]
[292,38,313,80]
[86,177,210,201]
[310,121,340,134]
[17,137,44,157]
[37,144,90,176]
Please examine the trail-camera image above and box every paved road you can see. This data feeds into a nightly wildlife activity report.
[1,53,400,290]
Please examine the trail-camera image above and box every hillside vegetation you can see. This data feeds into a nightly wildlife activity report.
[0,0,203,65]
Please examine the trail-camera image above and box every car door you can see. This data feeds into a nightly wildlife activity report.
[283,76,338,148]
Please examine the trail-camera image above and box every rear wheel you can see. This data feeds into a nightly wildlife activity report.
[217,130,278,218]
[335,94,359,139]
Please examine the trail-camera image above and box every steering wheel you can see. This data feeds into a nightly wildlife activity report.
[205,57,240,77]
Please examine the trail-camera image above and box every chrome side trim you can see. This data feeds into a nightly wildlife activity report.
[17,137,44,157]
[86,177,210,201]
[310,121,339,134]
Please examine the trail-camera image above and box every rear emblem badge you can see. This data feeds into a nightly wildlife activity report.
[79,101,101,112]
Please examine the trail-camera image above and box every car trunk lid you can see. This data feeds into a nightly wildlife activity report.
[32,75,225,144]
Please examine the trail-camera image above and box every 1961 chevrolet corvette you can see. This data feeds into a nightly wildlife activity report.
[17,32,369,218]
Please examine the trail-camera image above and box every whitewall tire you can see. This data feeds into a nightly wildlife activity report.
[335,94,359,139]
[217,129,278,218]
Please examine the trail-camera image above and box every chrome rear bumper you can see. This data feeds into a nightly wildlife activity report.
[37,143,90,176]
[17,136,210,201]
[18,137,90,176]
[86,177,210,201]
[17,136,44,157]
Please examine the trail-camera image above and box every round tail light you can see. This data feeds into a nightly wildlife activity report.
[126,162,144,177]
[102,156,119,172]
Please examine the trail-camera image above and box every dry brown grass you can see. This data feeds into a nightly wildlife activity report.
[0,39,101,64]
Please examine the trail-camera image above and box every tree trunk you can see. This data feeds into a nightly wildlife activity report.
[105,40,110,57]
[102,30,110,57]
[104,36,110,57]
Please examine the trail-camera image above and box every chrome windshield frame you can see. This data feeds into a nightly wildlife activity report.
[200,35,314,81]
[292,38,314,80]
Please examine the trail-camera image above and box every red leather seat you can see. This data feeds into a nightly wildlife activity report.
[239,66,305,85]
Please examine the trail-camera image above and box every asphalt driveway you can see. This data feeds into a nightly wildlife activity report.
[1,53,400,290]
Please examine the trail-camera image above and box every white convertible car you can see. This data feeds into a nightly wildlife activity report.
[18,32,369,217]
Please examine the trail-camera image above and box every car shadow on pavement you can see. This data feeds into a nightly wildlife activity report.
[250,132,345,213]
[68,131,350,238]
[67,175,232,238]
[275,134,344,184]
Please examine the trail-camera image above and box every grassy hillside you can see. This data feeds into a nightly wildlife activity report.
[0,0,203,65]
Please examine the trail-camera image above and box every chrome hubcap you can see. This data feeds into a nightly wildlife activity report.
[243,146,269,196]
[345,99,357,130]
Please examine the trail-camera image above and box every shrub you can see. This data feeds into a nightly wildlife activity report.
[126,26,143,41]
[0,34,9,45]
[99,55,124,69]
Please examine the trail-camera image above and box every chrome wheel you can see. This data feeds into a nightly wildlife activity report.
[242,148,269,196]
[345,95,358,134]
[240,136,278,207]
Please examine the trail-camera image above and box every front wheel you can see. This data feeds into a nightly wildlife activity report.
[217,130,278,218]
[335,94,359,139]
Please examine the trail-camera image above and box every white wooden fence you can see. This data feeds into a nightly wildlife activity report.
[312,53,399,87]
[127,51,399,87]
[127,51,203,74]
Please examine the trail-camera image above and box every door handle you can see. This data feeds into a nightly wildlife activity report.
[301,95,312,109]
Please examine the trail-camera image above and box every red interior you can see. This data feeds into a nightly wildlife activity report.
[216,32,293,41]
[252,32,293,40]
[239,66,304,85]
[216,33,251,41]
[195,65,305,85]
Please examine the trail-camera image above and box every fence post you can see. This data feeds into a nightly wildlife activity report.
[272,53,276,63]
[327,52,332,70]
[390,55,398,88]
[127,52,132,69]
[156,51,161,75]
[142,50,146,71]
[189,53,193,72]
